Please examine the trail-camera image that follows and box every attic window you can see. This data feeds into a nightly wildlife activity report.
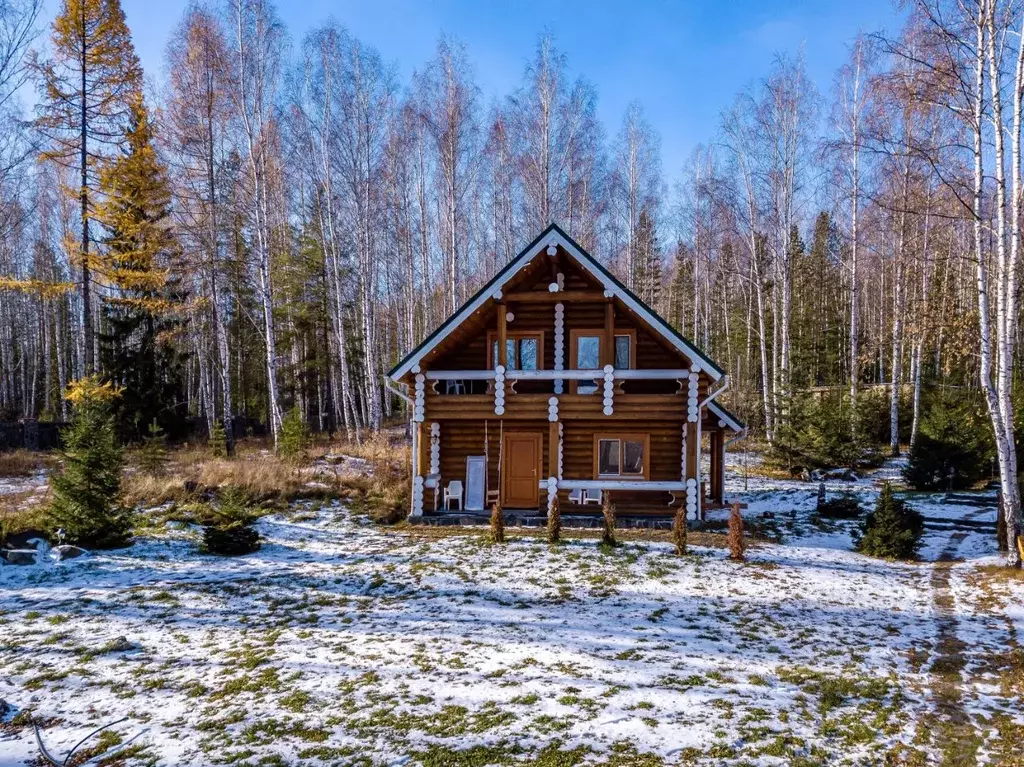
[488,332,543,370]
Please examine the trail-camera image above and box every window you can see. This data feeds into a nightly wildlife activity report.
[570,330,636,393]
[614,335,632,370]
[574,334,600,394]
[594,434,649,478]
[488,332,543,370]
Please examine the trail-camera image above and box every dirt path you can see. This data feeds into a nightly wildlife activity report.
[928,531,981,766]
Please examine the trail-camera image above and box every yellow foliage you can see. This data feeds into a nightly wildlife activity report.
[65,375,123,405]
[0,276,76,298]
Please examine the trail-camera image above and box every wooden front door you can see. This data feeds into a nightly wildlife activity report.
[502,432,541,508]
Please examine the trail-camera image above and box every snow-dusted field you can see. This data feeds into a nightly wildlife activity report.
[2,458,1022,766]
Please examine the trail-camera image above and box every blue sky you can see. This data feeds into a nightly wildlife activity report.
[42,0,905,177]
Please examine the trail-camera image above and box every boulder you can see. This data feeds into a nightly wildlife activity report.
[0,549,39,565]
[51,545,87,561]
[3,529,49,549]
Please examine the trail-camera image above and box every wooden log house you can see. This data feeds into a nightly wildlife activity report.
[388,224,745,519]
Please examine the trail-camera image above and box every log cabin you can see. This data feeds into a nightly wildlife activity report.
[388,223,745,520]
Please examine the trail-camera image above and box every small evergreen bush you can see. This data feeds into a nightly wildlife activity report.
[904,394,993,490]
[47,377,133,549]
[857,482,923,560]
[490,502,505,544]
[547,496,561,544]
[601,492,617,546]
[673,507,688,555]
[202,486,261,556]
[727,503,745,561]
[816,493,863,519]
[209,418,229,458]
[279,407,309,461]
[138,419,168,475]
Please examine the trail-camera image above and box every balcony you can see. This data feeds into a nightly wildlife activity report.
[419,368,697,420]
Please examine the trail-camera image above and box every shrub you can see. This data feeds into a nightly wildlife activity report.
[857,482,923,560]
[601,492,617,546]
[490,502,505,544]
[138,419,168,475]
[904,394,993,490]
[547,496,561,544]
[209,419,229,458]
[279,408,309,461]
[769,393,871,472]
[855,388,912,447]
[816,493,863,519]
[673,508,687,555]
[47,377,133,549]
[202,486,261,556]
[727,503,745,561]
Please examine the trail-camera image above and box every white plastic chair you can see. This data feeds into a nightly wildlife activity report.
[444,480,464,510]
[445,380,466,395]
[568,488,602,505]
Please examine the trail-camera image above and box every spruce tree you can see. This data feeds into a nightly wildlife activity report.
[279,407,309,461]
[96,93,185,441]
[857,482,923,560]
[48,376,133,549]
[673,507,688,555]
[547,495,561,544]
[137,419,168,475]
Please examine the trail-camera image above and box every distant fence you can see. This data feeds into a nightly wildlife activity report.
[0,421,67,451]
[0,415,268,452]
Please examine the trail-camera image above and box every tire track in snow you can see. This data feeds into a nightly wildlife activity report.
[928,530,980,766]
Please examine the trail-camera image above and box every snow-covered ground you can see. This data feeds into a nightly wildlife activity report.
[1,456,1022,766]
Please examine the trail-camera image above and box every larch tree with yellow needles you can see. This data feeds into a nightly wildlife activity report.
[31,0,142,375]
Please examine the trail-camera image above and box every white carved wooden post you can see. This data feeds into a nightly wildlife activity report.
[553,302,565,394]
[494,365,505,415]
[602,365,614,415]
[411,370,426,517]
[429,422,440,511]
[558,422,564,480]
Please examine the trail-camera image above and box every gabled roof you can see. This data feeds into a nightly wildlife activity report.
[708,401,745,433]
[388,223,725,381]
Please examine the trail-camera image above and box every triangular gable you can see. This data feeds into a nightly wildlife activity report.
[708,401,745,433]
[388,223,725,381]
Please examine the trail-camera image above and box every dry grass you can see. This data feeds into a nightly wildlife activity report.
[122,434,411,523]
[0,489,49,545]
[0,450,52,478]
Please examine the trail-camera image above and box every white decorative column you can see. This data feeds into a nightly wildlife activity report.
[686,478,698,521]
[602,365,614,415]
[546,476,558,514]
[429,422,440,511]
[494,365,505,415]
[411,370,426,517]
[553,302,565,394]
[558,422,564,480]
[547,396,559,422]
[687,372,699,423]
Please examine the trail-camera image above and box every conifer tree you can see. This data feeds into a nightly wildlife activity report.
[547,495,561,544]
[96,93,184,440]
[673,507,687,555]
[857,482,923,560]
[32,0,142,374]
[48,376,132,549]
